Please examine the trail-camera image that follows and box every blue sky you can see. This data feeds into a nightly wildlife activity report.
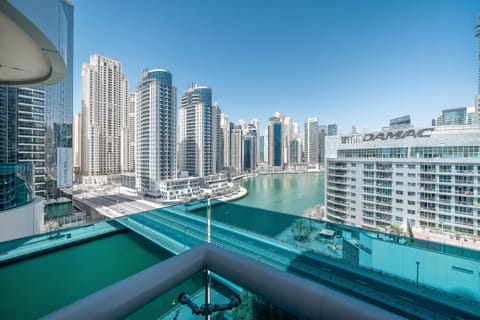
[73,0,480,133]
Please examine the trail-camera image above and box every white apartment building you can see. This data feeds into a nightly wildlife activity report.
[72,112,81,182]
[200,174,229,195]
[81,54,129,184]
[178,84,221,177]
[135,69,176,198]
[305,117,319,164]
[325,126,480,237]
[221,113,230,168]
[121,92,136,173]
[230,124,243,172]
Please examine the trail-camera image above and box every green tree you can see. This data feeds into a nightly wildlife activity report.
[291,219,312,242]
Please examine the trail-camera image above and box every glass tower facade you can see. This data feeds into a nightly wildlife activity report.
[44,0,73,197]
[0,87,46,197]
[436,108,467,126]
[43,0,74,198]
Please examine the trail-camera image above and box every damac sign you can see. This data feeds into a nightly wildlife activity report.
[363,128,434,142]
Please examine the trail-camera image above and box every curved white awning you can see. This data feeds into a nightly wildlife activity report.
[0,0,66,86]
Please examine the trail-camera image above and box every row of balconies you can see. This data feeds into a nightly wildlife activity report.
[326,210,347,221]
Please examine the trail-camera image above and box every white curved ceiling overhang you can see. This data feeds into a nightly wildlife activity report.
[0,0,66,86]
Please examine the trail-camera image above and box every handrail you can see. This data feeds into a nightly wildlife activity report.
[42,243,404,320]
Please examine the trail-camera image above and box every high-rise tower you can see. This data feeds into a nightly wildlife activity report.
[121,92,136,174]
[0,87,46,196]
[251,119,260,164]
[44,0,74,198]
[136,69,176,197]
[81,54,129,184]
[230,124,243,172]
[304,118,319,164]
[178,84,221,177]
[244,124,257,172]
[475,17,480,123]
[221,113,230,168]
[267,113,283,167]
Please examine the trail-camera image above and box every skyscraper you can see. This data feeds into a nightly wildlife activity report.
[284,117,300,165]
[44,0,74,198]
[268,113,283,167]
[259,135,265,162]
[243,124,257,172]
[251,118,260,164]
[318,125,326,164]
[475,17,480,123]
[289,138,301,164]
[81,54,129,184]
[178,84,221,177]
[327,123,338,136]
[135,69,176,197]
[436,108,467,126]
[121,92,136,174]
[230,124,243,172]
[72,112,81,182]
[0,87,46,196]
[221,113,230,168]
[304,118,319,164]
[213,102,223,173]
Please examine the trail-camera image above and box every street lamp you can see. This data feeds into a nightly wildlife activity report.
[416,261,420,288]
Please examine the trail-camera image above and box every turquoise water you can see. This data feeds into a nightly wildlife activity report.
[235,172,325,215]
[0,232,201,319]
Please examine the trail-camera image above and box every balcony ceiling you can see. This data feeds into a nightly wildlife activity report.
[0,0,66,86]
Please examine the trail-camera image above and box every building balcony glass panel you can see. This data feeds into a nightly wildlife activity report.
[0,201,479,319]
[0,163,34,211]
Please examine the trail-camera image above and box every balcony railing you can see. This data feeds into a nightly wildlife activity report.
[43,244,403,320]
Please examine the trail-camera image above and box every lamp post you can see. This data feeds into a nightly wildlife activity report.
[416,261,420,288]
[205,195,211,320]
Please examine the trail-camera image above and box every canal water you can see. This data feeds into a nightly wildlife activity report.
[0,232,202,319]
[184,173,326,239]
[235,172,325,215]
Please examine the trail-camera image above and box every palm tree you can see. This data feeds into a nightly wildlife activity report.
[388,224,405,242]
